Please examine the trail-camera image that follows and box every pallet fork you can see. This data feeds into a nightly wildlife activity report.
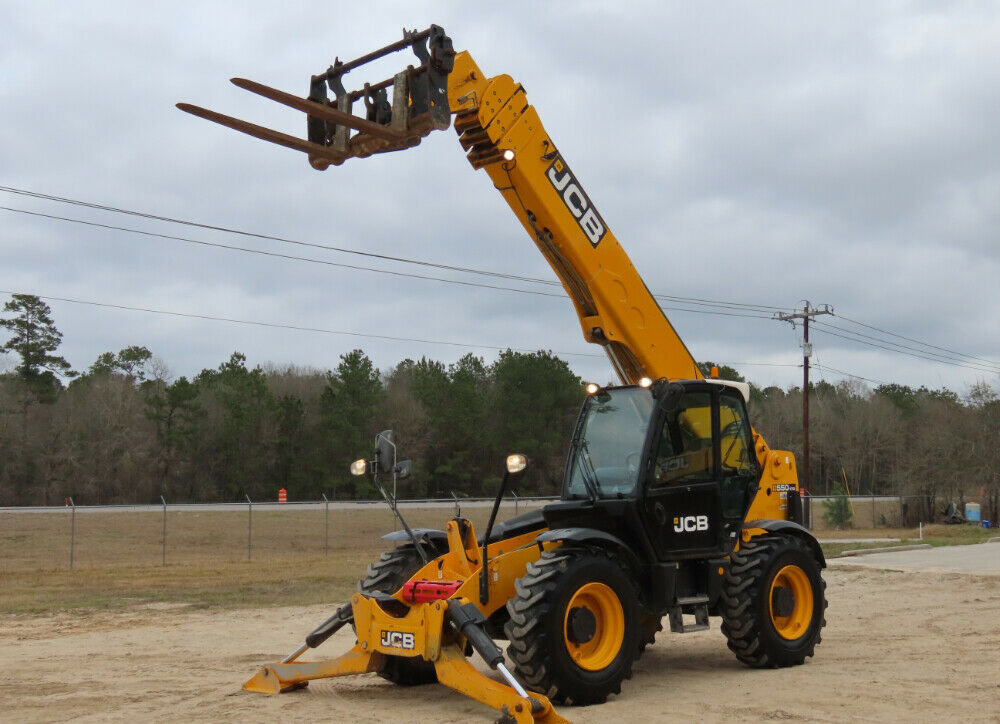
[177,25,455,169]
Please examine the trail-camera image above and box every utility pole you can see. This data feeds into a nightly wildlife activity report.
[775,302,833,491]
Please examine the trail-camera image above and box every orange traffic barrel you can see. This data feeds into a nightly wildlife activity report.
[278,488,287,504]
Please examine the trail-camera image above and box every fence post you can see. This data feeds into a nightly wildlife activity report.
[161,495,167,566]
[872,494,876,528]
[513,491,519,516]
[69,496,76,570]
[245,494,253,561]
[451,491,461,518]
[322,493,329,556]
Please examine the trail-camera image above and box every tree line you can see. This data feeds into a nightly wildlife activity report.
[1,294,997,524]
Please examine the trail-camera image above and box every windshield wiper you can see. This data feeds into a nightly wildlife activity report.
[577,441,601,504]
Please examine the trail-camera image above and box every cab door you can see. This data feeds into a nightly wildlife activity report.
[641,386,757,560]
[716,388,760,538]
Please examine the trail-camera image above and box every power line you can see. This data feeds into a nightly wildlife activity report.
[814,322,1000,374]
[12,186,995,377]
[0,288,605,358]
[0,185,794,314]
[814,319,1000,373]
[13,184,997,367]
[728,361,802,368]
[0,206,563,299]
[811,362,889,386]
[0,287,790,373]
[0,185,554,286]
[833,313,999,368]
[0,205,778,320]
[810,326,1000,375]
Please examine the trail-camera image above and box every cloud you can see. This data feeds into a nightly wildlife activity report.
[1,2,998,392]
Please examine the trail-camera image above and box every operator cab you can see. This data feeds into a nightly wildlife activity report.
[561,379,759,560]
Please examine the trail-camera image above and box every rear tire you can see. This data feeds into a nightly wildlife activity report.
[721,535,826,668]
[358,546,439,686]
[505,547,641,705]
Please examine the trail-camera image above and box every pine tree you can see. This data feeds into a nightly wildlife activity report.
[822,481,854,529]
[0,293,75,397]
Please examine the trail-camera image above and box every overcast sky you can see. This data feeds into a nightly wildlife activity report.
[2,2,998,392]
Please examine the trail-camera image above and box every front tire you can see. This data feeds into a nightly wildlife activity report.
[721,534,826,668]
[358,546,439,685]
[504,547,641,705]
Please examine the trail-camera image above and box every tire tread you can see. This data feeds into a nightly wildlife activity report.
[721,535,827,669]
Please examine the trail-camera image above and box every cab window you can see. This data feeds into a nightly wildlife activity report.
[718,390,757,519]
[719,393,755,476]
[652,392,714,487]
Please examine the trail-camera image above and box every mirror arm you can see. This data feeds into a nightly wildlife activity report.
[480,470,511,605]
[372,464,429,565]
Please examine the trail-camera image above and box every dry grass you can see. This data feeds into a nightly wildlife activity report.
[0,503,541,614]
[819,522,994,557]
[2,504,990,615]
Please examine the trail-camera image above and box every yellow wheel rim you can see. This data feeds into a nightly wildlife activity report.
[768,564,814,640]
[563,582,625,671]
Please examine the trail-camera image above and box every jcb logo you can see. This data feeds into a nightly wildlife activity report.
[546,157,607,247]
[660,456,688,473]
[380,630,415,650]
[673,515,709,533]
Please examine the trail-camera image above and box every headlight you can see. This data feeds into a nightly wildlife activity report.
[350,459,367,476]
[639,377,653,388]
[585,382,600,395]
[506,454,528,474]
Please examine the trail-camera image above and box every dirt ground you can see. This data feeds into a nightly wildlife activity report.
[2,566,998,724]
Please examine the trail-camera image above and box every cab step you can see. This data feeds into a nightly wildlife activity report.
[669,596,710,633]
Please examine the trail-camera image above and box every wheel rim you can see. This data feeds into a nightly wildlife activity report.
[768,564,814,640]
[563,581,625,671]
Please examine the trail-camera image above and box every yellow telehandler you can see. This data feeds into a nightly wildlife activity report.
[179,25,826,724]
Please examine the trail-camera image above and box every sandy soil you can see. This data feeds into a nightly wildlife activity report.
[2,567,998,724]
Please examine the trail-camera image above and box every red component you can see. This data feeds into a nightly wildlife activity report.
[401,579,463,603]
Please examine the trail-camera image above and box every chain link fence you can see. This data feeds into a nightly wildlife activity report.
[3,492,992,573]
[0,496,556,573]
[802,493,995,530]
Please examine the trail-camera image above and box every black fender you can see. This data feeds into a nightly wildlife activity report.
[536,527,643,574]
[745,519,825,568]
[381,528,448,553]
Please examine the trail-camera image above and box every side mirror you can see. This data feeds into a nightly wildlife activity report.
[375,430,395,474]
[506,454,528,474]
[395,459,412,480]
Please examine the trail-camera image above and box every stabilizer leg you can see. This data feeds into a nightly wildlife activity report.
[243,645,381,694]
[433,645,569,724]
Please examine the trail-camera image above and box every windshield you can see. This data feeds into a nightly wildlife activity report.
[565,387,654,498]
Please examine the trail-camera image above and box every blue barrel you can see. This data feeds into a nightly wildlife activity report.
[965,503,981,522]
[983,520,991,529]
